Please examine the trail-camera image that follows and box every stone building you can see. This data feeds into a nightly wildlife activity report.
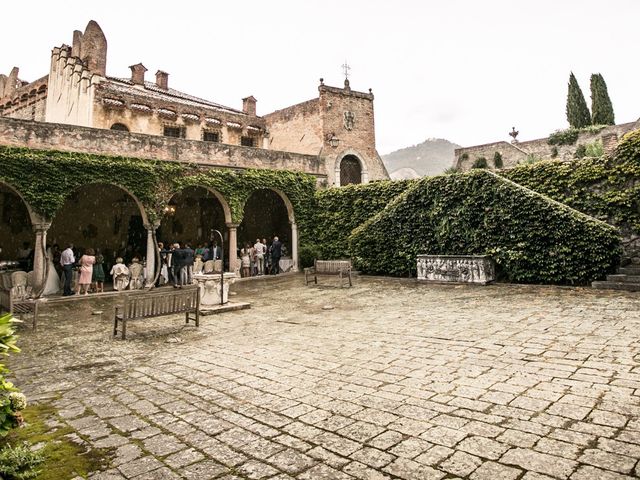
[0,20,390,292]
[0,20,388,187]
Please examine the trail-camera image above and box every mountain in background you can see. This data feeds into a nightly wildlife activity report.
[382,138,460,178]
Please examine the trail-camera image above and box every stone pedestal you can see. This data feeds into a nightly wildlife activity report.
[417,255,495,284]
[193,272,237,307]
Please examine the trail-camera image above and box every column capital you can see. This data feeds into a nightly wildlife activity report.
[225,223,240,229]
[144,222,160,231]
[32,222,51,233]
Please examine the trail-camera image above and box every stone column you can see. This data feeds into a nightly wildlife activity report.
[226,223,239,273]
[144,223,158,287]
[290,221,299,272]
[31,222,51,298]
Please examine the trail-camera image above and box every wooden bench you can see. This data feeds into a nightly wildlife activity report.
[10,296,39,329]
[304,260,352,288]
[113,285,200,340]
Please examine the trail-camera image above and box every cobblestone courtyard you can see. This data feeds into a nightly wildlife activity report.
[8,275,640,479]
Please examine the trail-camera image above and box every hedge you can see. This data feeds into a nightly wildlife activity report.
[311,180,415,262]
[348,170,620,284]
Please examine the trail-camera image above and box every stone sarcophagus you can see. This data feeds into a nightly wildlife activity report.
[417,255,495,284]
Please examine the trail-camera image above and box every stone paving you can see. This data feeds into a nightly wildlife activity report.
[8,275,640,479]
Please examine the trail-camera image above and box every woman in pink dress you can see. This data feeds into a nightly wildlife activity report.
[76,248,96,295]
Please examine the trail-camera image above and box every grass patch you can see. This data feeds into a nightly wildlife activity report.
[3,403,113,479]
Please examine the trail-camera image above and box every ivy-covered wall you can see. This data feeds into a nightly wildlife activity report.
[501,129,640,259]
[349,170,620,284]
[309,180,415,263]
[0,146,318,245]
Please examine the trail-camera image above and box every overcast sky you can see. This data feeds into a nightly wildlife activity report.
[2,0,638,154]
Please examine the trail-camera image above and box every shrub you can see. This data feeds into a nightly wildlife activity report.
[0,314,24,437]
[548,128,580,146]
[443,166,460,175]
[493,152,503,169]
[524,154,541,164]
[459,153,469,161]
[472,157,488,169]
[348,170,620,284]
[551,146,559,158]
[574,144,587,159]
[0,442,44,480]
[313,180,415,261]
[585,140,604,158]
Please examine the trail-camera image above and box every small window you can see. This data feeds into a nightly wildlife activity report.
[110,123,129,132]
[203,131,220,143]
[163,126,185,138]
[241,136,255,147]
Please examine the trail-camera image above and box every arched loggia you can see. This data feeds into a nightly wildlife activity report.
[47,183,150,291]
[158,186,232,271]
[238,188,298,273]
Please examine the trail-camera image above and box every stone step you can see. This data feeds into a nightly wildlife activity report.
[592,281,640,292]
[619,266,640,275]
[606,274,640,283]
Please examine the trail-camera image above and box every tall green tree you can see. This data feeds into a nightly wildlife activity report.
[590,73,615,125]
[566,72,591,128]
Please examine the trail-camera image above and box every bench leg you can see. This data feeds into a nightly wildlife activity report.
[348,272,352,287]
[113,317,118,337]
[33,302,38,330]
[195,308,199,327]
[314,275,317,285]
[122,318,127,340]
[339,271,343,288]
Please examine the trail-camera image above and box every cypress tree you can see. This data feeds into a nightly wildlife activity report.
[566,72,591,128]
[590,73,615,125]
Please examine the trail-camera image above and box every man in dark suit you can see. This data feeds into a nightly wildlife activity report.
[171,243,184,288]
[270,236,282,275]
[182,243,195,286]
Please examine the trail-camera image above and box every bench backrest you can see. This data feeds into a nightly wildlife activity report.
[315,259,351,273]
[122,286,199,320]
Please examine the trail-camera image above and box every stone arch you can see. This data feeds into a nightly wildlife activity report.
[0,180,42,226]
[238,188,298,273]
[55,182,150,227]
[334,149,369,187]
[170,185,232,225]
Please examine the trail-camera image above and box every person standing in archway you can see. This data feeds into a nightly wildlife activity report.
[271,236,282,275]
[254,238,265,275]
[77,248,96,295]
[60,243,76,296]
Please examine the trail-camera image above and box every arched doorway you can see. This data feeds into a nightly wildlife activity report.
[0,182,35,265]
[158,186,231,267]
[238,189,296,273]
[339,155,363,186]
[48,183,148,284]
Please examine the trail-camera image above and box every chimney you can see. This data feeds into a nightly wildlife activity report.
[242,96,257,116]
[155,70,169,90]
[129,63,147,85]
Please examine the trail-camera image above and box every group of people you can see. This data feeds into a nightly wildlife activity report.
[37,234,287,296]
[239,236,285,278]
[53,244,106,296]
[157,242,214,288]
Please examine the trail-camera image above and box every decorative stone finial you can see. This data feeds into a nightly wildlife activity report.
[319,78,324,86]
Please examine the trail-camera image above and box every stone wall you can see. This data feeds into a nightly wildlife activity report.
[264,99,323,155]
[0,76,48,122]
[0,117,326,178]
[455,121,640,170]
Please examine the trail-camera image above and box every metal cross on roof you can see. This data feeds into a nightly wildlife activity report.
[342,61,351,80]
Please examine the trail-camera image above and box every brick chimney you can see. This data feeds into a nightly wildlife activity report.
[129,63,147,85]
[242,96,257,116]
[155,70,169,90]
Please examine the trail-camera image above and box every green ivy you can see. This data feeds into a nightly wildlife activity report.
[312,180,415,261]
[348,170,620,284]
[503,129,640,253]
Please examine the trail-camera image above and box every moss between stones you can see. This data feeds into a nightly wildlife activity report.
[5,403,113,479]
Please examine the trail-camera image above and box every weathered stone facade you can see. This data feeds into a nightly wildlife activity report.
[455,121,640,171]
[0,20,388,186]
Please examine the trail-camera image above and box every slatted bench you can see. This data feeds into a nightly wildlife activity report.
[304,259,353,288]
[113,285,200,340]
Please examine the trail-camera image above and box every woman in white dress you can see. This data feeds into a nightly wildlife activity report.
[42,246,61,296]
